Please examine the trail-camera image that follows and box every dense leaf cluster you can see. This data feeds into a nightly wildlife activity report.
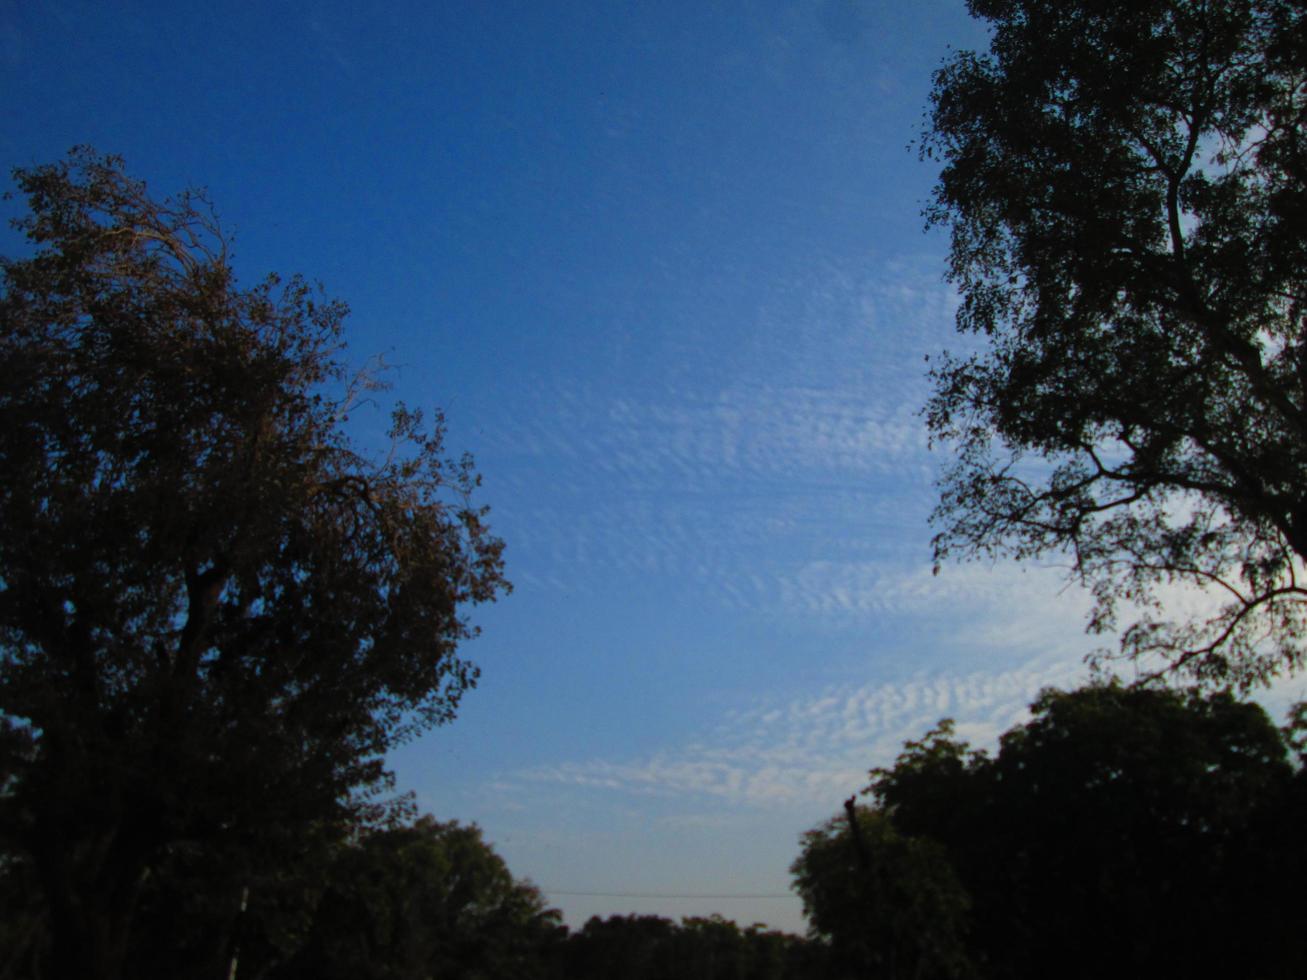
[260,818,564,980]
[925,0,1307,684]
[554,913,830,980]
[794,685,1307,979]
[4,812,837,980]
[0,149,508,979]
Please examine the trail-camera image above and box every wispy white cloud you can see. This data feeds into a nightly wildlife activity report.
[475,252,968,622]
[484,573,1307,822]
[505,654,1088,811]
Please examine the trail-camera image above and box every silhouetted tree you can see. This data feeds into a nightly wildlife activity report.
[272,817,563,980]
[557,914,825,980]
[800,685,1307,979]
[0,148,508,980]
[791,806,973,980]
[562,915,680,980]
[923,0,1307,685]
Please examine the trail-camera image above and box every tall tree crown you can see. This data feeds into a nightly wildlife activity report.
[924,0,1307,685]
[0,148,509,979]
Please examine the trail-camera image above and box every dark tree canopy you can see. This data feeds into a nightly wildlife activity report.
[558,913,823,980]
[0,149,508,980]
[796,685,1307,979]
[272,817,563,980]
[923,0,1307,685]
[790,805,973,980]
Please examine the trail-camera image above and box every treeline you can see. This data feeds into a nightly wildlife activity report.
[547,914,829,980]
[793,685,1307,980]
[0,150,513,980]
[10,683,1306,979]
[2,816,831,980]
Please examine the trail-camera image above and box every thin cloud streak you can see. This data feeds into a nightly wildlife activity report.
[469,257,970,628]
[508,655,1088,809]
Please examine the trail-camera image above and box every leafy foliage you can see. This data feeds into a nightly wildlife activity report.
[557,913,825,980]
[790,806,973,980]
[923,0,1307,685]
[0,148,508,979]
[797,684,1307,979]
[272,817,563,980]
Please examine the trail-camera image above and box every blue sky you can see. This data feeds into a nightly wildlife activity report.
[8,0,1297,935]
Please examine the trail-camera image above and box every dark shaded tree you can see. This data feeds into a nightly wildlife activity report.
[557,913,825,980]
[923,0,1307,685]
[790,804,973,980]
[803,684,1307,979]
[0,149,508,980]
[966,686,1304,978]
[271,817,563,980]
[561,914,681,980]
[670,915,817,980]
[122,815,346,980]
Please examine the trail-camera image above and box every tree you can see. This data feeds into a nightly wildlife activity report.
[272,817,563,980]
[790,806,974,980]
[558,914,823,980]
[0,149,509,980]
[562,915,681,980]
[922,0,1307,685]
[846,684,1307,979]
